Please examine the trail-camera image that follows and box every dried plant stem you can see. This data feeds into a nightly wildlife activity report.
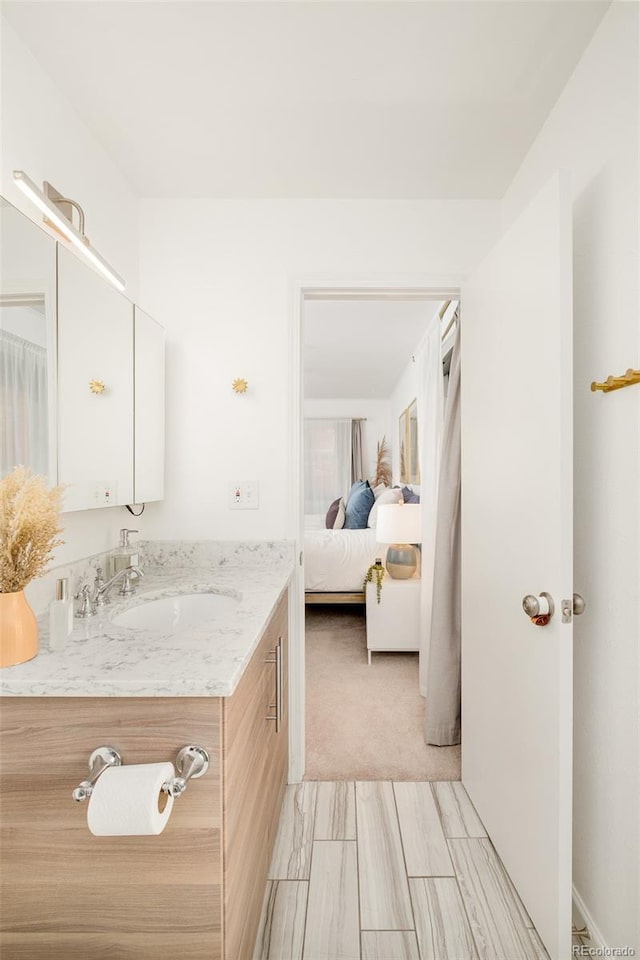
[0,468,64,593]
[373,435,392,488]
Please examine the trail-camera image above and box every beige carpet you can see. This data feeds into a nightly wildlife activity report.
[304,605,461,781]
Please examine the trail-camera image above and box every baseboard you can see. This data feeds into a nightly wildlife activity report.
[573,884,608,950]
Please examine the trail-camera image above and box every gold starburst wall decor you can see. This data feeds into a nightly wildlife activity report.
[232,378,249,395]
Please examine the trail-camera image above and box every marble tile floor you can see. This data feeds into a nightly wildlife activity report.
[253,780,552,960]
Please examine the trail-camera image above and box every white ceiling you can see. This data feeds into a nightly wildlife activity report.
[2,1,609,199]
[303,298,441,399]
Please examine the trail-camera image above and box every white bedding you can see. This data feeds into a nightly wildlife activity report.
[304,520,385,592]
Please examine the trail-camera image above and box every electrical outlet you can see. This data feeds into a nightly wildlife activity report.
[97,485,114,505]
[229,481,259,509]
[90,483,115,505]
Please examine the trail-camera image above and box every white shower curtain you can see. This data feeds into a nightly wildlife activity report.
[0,329,48,477]
[424,324,461,745]
[415,313,445,696]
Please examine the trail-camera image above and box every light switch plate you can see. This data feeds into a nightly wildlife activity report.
[62,481,117,512]
[228,481,259,509]
[95,484,115,506]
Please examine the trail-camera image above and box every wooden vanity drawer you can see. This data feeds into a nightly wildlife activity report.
[223,591,289,960]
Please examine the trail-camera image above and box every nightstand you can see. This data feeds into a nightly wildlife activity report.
[365,575,421,665]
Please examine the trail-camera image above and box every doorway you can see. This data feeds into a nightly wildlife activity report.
[288,281,461,785]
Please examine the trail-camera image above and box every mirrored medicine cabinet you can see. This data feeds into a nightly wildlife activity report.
[0,195,165,511]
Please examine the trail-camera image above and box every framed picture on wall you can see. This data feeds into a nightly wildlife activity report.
[399,399,420,484]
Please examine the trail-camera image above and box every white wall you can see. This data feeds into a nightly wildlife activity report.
[0,17,138,296]
[502,3,639,949]
[1,15,144,576]
[138,198,499,540]
[303,399,390,482]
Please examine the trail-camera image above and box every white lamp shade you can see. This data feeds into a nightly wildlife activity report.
[376,503,421,544]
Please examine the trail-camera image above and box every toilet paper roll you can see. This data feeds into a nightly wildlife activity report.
[87,762,175,836]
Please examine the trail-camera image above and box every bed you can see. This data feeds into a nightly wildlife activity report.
[304,514,386,603]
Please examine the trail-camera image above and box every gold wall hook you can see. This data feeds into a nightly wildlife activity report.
[89,379,106,395]
[591,368,640,393]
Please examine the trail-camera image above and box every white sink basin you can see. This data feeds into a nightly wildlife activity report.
[111,593,237,632]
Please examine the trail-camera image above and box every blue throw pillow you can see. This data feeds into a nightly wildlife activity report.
[402,485,420,504]
[344,480,375,529]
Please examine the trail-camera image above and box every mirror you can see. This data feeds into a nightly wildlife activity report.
[57,244,134,510]
[399,398,420,484]
[0,197,57,484]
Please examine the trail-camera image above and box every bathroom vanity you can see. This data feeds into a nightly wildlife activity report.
[0,542,293,960]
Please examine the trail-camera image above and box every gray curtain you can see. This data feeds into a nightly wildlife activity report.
[424,325,461,746]
[351,419,365,482]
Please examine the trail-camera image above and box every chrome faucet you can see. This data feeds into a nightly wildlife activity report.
[94,565,144,607]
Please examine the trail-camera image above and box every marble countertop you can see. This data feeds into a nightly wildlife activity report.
[0,545,294,698]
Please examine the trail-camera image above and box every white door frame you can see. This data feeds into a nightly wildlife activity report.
[287,274,462,783]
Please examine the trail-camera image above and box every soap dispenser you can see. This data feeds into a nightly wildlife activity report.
[110,528,140,576]
[49,578,73,650]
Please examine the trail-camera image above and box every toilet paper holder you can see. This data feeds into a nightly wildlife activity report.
[72,744,210,802]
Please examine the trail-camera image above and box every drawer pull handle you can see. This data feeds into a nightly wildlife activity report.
[265,637,284,732]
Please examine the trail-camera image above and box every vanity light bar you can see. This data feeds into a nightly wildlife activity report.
[12,170,126,292]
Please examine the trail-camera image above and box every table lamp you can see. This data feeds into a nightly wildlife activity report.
[375,503,422,579]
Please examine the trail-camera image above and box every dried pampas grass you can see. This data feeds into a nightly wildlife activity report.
[372,435,392,488]
[0,467,64,593]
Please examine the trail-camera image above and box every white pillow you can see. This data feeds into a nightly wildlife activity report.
[333,497,346,529]
[372,483,387,500]
[368,487,403,528]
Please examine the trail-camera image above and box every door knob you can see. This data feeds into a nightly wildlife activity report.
[522,593,554,618]
[573,594,586,615]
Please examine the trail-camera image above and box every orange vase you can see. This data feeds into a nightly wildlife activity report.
[0,591,39,668]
